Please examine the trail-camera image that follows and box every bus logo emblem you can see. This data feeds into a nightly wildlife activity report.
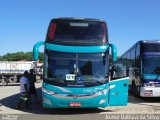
[73,95,78,99]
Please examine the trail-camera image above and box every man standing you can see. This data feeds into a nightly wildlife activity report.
[28,69,38,103]
[16,71,30,109]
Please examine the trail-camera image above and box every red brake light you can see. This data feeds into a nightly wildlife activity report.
[48,22,56,40]
[101,22,107,43]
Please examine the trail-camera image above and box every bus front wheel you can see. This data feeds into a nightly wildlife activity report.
[132,81,137,96]
[132,81,140,97]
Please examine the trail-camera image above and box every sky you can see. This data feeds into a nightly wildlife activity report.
[0,0,160,56]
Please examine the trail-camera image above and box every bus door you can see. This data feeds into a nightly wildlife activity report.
[108,62,129,106]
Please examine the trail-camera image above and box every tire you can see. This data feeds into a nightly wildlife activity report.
[132,81,137,96]
[1,79,5,86]
[132,81,140,97]
[136,85,141,97]
[9,76,17,83]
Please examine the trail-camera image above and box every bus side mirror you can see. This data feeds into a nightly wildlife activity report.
[109,44,117,62]
[33,41,44,61]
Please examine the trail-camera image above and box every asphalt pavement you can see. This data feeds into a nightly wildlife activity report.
[0,82,160,120]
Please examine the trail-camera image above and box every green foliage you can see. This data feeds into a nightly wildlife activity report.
[0,52,44,61]
[39,52,44,62]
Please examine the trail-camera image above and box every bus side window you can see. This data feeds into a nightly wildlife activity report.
[126,52,131,77]
[131,48,136,67]
[136,44,140,66]
[135,44,140,75]
[121,55,127,77]
[110,62,126,80]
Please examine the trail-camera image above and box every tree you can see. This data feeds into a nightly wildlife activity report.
[0,52,44,61]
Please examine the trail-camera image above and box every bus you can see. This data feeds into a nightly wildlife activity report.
[119,40,160,97]
[33,18,129,108]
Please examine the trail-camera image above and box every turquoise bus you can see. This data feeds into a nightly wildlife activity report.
[119,40,160,97]
[33,18,129,108]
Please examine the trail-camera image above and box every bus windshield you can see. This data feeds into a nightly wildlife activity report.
[143,56,160,74]
[45,51,108,86]
[47,20,107,45]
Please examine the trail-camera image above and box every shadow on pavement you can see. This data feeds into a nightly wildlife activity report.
[0,83,20,87]
[128,92,160,108]
[0,87,111,114]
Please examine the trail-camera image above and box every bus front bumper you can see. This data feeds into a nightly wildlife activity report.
[42,92,108,108]
[140,87,160,97]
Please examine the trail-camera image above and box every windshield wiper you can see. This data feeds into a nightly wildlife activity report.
[45,77,65,82]
[82,80,106,85]
[96,80,106,85]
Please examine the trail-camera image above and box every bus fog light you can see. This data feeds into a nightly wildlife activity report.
[99,98,107,104]
[43,98,52,105]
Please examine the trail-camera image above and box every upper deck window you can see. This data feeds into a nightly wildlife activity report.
[46,19,108,45]
[142,43,160,52]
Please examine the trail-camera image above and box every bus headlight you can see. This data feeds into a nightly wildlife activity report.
[42,87,56,95]
[95,89,109,96]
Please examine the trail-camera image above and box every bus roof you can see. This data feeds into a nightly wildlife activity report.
[140,40,160,43]
[50,17,105,22]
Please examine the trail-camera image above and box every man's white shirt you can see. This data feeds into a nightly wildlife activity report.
[20,76,29,93]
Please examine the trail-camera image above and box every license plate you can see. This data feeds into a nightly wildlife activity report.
[69,102,81,107]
